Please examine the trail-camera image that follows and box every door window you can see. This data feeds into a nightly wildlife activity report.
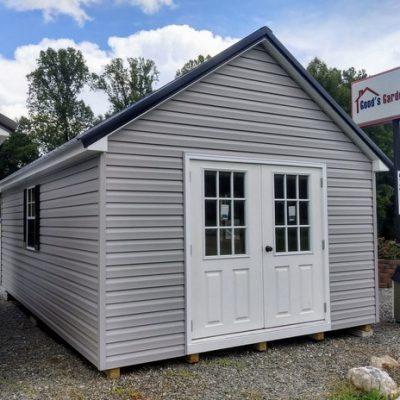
[204,170,246,256]
[274,174,310,253]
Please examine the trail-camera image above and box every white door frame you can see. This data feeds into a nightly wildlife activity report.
[184,153,331,355]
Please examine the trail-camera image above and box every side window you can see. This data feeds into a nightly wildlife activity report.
[24,185,40,250]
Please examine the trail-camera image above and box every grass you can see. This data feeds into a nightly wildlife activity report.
[329,382,386,400]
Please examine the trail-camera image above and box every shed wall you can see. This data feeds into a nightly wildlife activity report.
[104,44,377,368]
[1,156,101,367]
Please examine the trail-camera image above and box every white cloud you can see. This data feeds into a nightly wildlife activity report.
[108,25,237,87]
[0,37,110,119]
[0,25,237,120]
[115,0,175,14]
[0,0,175,25]
[2,14,400,124]
[273,1,400,75]
[0,0,99,25]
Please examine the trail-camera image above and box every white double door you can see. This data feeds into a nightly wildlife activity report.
[190,160,326,340]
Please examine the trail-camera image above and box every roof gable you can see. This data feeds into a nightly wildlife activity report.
[77,27,391,170]
[0,26,392,190]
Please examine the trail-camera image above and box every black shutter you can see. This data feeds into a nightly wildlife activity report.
[23,189,27,244]
[34,185,40,251]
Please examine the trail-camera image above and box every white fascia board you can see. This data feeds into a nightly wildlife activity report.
[0,140,106,192]
[261,40,388,172]
[373,159,389,172]
[86,135,108,152]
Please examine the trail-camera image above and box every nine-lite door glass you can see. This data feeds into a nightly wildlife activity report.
[204,170,246,256]
[274,174,310,253]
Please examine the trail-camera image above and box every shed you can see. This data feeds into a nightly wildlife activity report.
[0,27,392,376]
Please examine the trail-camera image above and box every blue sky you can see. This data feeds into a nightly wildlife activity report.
[0,0,306,57]
[0,0,399,118]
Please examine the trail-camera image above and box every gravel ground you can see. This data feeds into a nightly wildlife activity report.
[1,289,400,400]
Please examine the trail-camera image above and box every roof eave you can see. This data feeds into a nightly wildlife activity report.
[0,139,107,192]
[0,126,10,142]
[0,113,18,133]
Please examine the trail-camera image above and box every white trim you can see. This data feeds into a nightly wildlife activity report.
[271,172,312,255]
[186,153,328,168]
[98,154,107,370]
[373,159,389,172]
[184,153,331,354]
[87,136,108,152]
[188,320,331,354]
[321,164,332,324]
[372,172,380,323]
[25,186,37,251]
[0,142,105,192]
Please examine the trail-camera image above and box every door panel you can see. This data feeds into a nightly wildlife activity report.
[275,265,291,316]
[191,161,264,339]
[190,160,326,340]
[262,166,325,328]
[205,270,223,326]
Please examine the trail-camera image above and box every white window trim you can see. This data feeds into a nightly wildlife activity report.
[202,168,248,258]
[25,186,36,251]
[272,173,312,255]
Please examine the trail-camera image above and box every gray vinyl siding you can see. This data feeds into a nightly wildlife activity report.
[104,44,376,367]
[1,156,101,367]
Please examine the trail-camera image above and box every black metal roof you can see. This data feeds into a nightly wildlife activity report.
[0,113,17,133]
[77,26,392,168]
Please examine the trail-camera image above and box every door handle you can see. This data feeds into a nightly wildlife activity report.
[265,245,273,253]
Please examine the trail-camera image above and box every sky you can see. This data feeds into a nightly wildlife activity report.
[1,0,400,119]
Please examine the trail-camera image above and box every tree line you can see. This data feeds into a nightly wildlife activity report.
[0,49,205,177]
[0,49,395,238]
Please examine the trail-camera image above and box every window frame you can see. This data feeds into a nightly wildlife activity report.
[273,173,313,256]
[202,168,249,259]
[24,185,40,251]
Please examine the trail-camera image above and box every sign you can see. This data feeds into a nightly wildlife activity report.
[221,204,230,220]
[351,66,400,127]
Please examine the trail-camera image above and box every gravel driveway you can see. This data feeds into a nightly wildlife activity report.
[1,289,400,400]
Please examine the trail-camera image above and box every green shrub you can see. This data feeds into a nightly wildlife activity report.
[378,237,400,259]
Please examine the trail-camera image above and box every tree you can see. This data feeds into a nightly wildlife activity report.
[93,57,159,114]
[27,47,95,152]
[307,58,366,114]
[307,58,394,238]
[176,54,211,78]
[0,117,39,180]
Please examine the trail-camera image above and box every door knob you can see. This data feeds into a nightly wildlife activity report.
[265,245,273,252]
